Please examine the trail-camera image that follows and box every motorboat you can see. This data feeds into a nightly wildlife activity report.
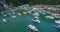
[33,19,40,23]
[33,12,39,16]
[45,16,54,19]
[2,19,7,24]
[12,15,16,18]
[28,24,38,32]
[17,13,22,16]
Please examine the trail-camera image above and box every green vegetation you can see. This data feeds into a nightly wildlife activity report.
[5,0,60,6]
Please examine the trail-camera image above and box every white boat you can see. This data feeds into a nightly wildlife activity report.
[33,8,37,10]
[52,13,58,16]
[55,15,60,18]
[23,12,27,15]
[27,11,32,14]
[8,13,11,15]
[33,19,40,23]
[55,14,60,18]
[45,16,54,19]
[39,11,42,13]
[42,12,45,15]
[2,19,7,24]
[12,11,15,14]
[28,24,38,32]
[52,13,60,18]
[17,13,22,16]
[55,20,60,24]
[46,12,51,14]
[12,15,16,18]
[32,8,38,11]
[4,14,7,17]
[34,16,39,19]
[33,12,39,16]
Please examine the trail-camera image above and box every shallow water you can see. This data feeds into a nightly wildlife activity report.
[0,11,59,32]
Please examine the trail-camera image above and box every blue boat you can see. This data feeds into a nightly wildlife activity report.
[53,25,60,30]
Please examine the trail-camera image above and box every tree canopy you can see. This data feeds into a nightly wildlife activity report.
[5,0,60,6]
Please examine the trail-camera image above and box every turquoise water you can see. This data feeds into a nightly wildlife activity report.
[0,12,59,32]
